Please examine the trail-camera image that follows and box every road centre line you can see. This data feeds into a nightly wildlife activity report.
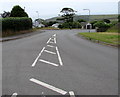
[56,47,63,66]
[44,49,56,54]
[47,38,51,44]
[47,45,55,48]
[53,34,56,37]
[31,47,45,67]
[54,37,56,43]
[49,41,55,44]
[69,91,75,97]
[11,93,18,97]
[30,78,67,95]
[39,59,59,67]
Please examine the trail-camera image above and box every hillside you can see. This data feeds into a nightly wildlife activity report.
[45,14,118,22]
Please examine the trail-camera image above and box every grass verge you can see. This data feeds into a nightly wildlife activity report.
[1,28,40,37]
[79,32,120,46]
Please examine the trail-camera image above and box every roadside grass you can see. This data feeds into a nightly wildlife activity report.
[79,32,120,46]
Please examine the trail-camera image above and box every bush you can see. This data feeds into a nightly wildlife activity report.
[94,21,112,32]
[103,19,111,23]
[2,17,32,34]
[58,22,81,29]
[90,21,98,29]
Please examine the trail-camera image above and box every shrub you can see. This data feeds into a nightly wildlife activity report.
[103,19,111,23]
[2,17,32,35]
[58,22,81,29]
[94,21,112,32]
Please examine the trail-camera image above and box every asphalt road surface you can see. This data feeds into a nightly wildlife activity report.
[2,29,118,96]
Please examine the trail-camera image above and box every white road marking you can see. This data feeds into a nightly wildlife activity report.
[39,59,59,67]
[47,38,51,44]
[69,91,75,97]
[49,41,55,44]
[54,38,56,43]
[11,93,18,97]
[30,78,67,95]
[44,50,56,55]
[47,45,55,48]
[53,34,56,37]
[56,47,63,66]
[31,47,45,67]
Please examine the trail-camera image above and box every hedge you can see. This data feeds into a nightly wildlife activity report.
[1,17,32,32]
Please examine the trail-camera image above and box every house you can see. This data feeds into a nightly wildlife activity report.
[81,22,92,29]
[52,23,60,28]
[33,21,45,28]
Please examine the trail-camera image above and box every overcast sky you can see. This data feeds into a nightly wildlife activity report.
[0,0,119,20]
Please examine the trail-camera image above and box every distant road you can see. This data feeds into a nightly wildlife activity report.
[2,29,118,96]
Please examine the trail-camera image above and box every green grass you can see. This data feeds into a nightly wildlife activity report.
[107,24,118,32]
[79,32,120,46]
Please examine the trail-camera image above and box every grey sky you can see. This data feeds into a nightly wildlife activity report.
[0,0,119,20]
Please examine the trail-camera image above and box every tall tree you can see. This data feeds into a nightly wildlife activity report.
[10,5,28,17]
[60,8,76,22]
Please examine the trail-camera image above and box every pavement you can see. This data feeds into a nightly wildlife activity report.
[2,29,118,96]
[0,30,44,42]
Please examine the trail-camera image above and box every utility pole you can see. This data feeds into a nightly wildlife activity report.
[36,11,39,19]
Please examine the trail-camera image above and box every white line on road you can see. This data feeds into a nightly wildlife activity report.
[39,59,59,67]
[49,41,55,44]
[44,50,56,55]
[47,38,51,44]
[56,47,63,66]
[47,45,55,48]
[11,93,18,97]
[69,91,75,97]
[30,78,67,95]
[31,47,45,67]
[54,38,56,44]
[53,34,56,37]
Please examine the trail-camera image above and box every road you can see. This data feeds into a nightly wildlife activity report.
[2,29,118,96]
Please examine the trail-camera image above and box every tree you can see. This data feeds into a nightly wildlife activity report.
[10,5,28,17]
[118,15,120,22]
[78,19,86,23]
[60,7,77,22]
[1,11,11,18]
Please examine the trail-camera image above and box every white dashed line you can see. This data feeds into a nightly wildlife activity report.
[39,59,59,67]
[30,78,67,95]
[56,47,63,66]
[11,93,18,97]
[44,50,56,55]
[69,91,75,97]
[47,45,55,48]
[31,47,45,67]
[47,38,51,44]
